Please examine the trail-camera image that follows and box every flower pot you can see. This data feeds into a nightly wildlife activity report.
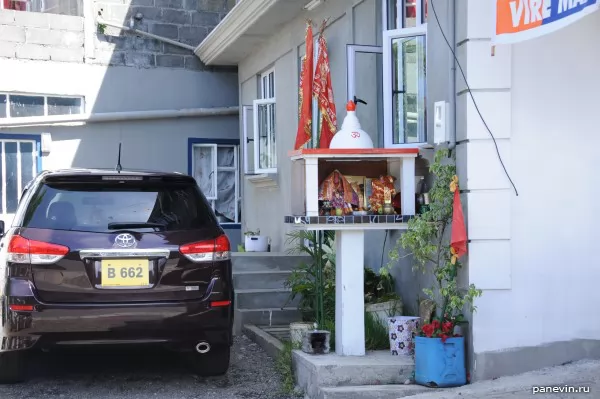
[387,316,419,356]
[366,299,403,327]
[290,322,314,348]
[414,336,466,388]
[301,330,331,354]
[244,235,269,252]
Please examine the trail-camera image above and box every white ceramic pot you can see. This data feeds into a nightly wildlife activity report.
[290,322,314,347]
[365,299,403,327]
[244,235,269,252]
[388,316,420,356]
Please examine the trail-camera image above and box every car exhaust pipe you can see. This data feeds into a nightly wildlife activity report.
[195,341,211,354]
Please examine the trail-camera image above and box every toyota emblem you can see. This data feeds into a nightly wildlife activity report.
[114,233,136,248]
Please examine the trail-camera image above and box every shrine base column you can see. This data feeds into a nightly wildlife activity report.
[334,229,365,356]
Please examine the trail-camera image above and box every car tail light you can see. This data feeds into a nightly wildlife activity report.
[9,304,34,312]
[179,234,231,263]
[7,235,69,265]
[210,300,231,308]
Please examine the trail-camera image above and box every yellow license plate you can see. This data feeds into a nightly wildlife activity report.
[101,259,150,287]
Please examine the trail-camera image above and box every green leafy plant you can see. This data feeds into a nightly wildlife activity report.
[275,340,300,395]
[284,230,335,323]
[388,149,482,326]
[364,267,400,304]
[237,244,246,252]
[244,229,260,236]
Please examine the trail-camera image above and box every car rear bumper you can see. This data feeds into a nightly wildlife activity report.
[1,297,233,352]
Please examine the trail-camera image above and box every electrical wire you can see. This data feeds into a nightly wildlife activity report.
[429,0,519,196]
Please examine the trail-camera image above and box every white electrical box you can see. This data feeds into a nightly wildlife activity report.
[433,101,449,144]
[41,132,52,153]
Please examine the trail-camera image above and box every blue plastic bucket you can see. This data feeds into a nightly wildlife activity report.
[414,336,466,387]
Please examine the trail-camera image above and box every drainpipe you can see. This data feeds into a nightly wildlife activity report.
[448,0,457,151]
[97,17,196,51]
[0,107,239,128]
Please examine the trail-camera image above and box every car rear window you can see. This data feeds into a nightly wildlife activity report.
[22,181,217,232]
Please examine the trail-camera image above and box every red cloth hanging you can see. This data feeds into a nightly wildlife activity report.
[450,189,468,258]
[313,33,337,149]
[294,22,314,150]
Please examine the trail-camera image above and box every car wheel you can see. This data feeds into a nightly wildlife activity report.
[0,351,25,384]
[187,344,230,377]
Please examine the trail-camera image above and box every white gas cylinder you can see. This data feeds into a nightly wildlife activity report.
[329,100,374,149]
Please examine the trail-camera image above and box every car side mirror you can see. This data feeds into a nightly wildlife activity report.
[0,220,4,237]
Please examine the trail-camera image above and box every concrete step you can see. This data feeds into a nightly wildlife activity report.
[318,385,431,399]
[235,288,299,310]
[233,270,292,290]
[243,324,284,360]
[236,308,300,327]
[294,350,415,399]
[232,253,308,272]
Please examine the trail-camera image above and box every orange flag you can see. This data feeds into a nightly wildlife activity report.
[313,31,337,149]
[294,22,314,150]
[450,176,467,260]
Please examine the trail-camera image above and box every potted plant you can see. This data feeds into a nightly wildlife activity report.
[364,268,403,327]
[390,149,482,387]
[244,229,269,252]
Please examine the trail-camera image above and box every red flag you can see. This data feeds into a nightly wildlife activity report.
[313,33,337,149]
[450,189,468,258]
[294,23,314,150]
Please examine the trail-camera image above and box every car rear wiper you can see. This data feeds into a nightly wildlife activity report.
[107,222,166,230]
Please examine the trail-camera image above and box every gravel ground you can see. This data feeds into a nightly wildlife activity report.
[0,335,298,399]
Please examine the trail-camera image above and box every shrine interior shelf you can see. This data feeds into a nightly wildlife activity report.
[285,148,419,230]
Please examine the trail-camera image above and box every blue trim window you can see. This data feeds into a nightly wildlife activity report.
[188,138,241,227]
[0,134,41,214]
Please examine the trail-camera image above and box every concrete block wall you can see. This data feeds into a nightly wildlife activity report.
[94,0,236,70]
[0,10,84,63]
[0,0,237,70]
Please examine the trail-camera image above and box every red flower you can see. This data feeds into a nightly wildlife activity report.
[442,321,453,333]
[422,324,434,338]
[431,319,441,330]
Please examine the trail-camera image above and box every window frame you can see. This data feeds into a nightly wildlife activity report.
[0,134,41,219]
[0,92,85,119]
[382,0,428,148]
[252,97,277,174]
[188,138,241,226]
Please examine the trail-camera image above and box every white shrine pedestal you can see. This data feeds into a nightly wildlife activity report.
[285,148,418,356]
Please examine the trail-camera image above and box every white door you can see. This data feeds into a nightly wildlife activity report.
[346,44,384,148]
[0,139,38,228]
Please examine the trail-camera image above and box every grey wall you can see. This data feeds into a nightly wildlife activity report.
[239,0,382,251]
[237,0,457,317]
[95,0,236,70]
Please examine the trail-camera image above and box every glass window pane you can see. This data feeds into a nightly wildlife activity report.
[193,146,216,199]
[269,72,275,98]
[386,0,399,30]
[0,95,6,118]
[353,51,384,147]
[391,35,426,144]
[23,182,215,232]
[5,142,19,213]
[423,0,428,23]
[217,146,235,167]
[404,0,417,28]
[9,95,44,118]
[257,102,276,170]
[19,142,34,189]
[47,97,82,116]
[216,171,235,223]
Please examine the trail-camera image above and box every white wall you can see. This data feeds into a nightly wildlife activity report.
[469,11,600,353]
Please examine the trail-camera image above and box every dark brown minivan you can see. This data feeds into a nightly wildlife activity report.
[0,169,234,383]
